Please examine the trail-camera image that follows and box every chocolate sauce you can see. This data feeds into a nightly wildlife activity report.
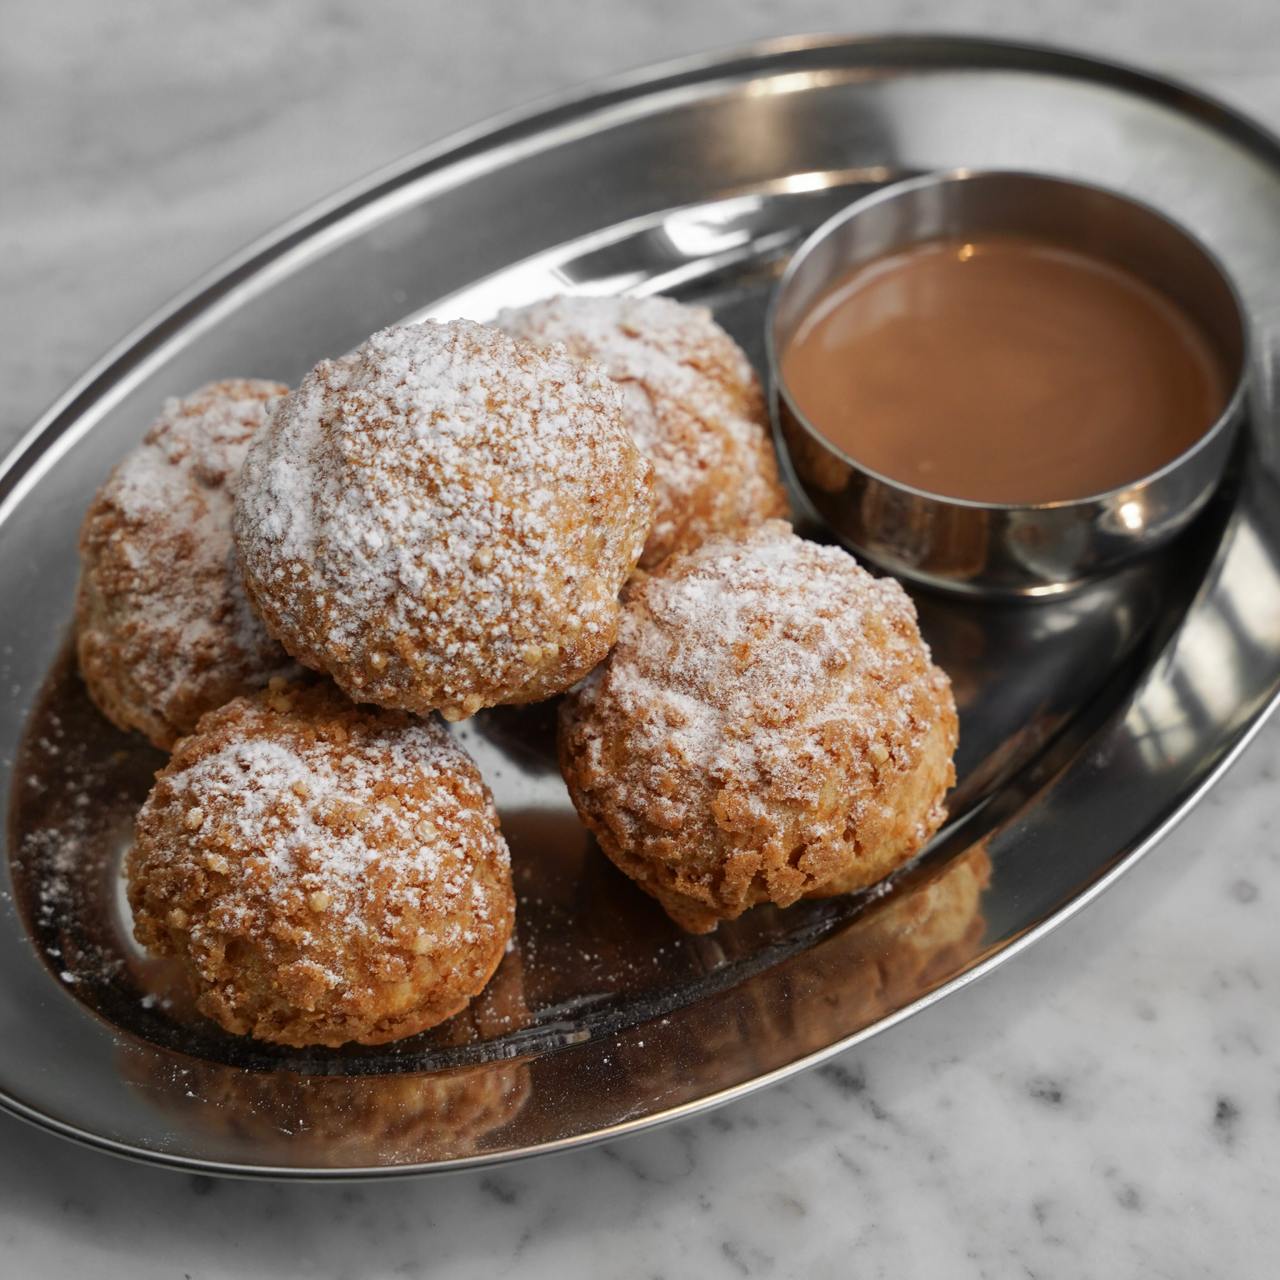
[780,235,1228,504]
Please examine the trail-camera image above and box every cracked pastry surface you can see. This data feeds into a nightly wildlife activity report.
[558,520,957,932]
[498,294,788,568]
[128,682,515,1047]
[75,378,296,750]
[233,319,653,720]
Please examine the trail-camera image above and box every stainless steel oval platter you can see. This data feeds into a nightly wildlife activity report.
[4,35,1280,1178]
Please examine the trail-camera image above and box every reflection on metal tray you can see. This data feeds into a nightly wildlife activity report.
[3,35,1280,1177]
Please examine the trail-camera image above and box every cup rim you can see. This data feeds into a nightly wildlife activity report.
[765,167,1251,515]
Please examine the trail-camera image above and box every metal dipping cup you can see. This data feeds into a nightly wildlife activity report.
[767,170,1249,598]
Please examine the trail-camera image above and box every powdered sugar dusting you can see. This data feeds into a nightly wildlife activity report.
[603,521,932,814]
[234,320,652,716]
[498,294,788,566]
[125,684,518,1046]
[77,379,298,748]
[139,700,508,954]
[560,519,956,929]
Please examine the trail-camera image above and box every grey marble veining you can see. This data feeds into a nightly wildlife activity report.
[4,2,1280,1276]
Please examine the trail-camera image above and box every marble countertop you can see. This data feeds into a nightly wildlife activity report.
[4,2,1279,1275]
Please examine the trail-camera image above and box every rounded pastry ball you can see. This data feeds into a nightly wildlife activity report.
[76,379,296,750]
[233,320,653,720]
[498,294,789,568]
[558,520,958,932]
[128,682,515,1047]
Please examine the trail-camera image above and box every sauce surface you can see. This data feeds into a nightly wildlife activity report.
[780,235,1228,504]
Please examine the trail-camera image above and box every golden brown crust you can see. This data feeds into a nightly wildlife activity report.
[803,709,959,899]
[75,379,295,750]
[558,521,958,932]
[498,295,789,567]
[233,321,653,720]
[128,682,515,1047]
